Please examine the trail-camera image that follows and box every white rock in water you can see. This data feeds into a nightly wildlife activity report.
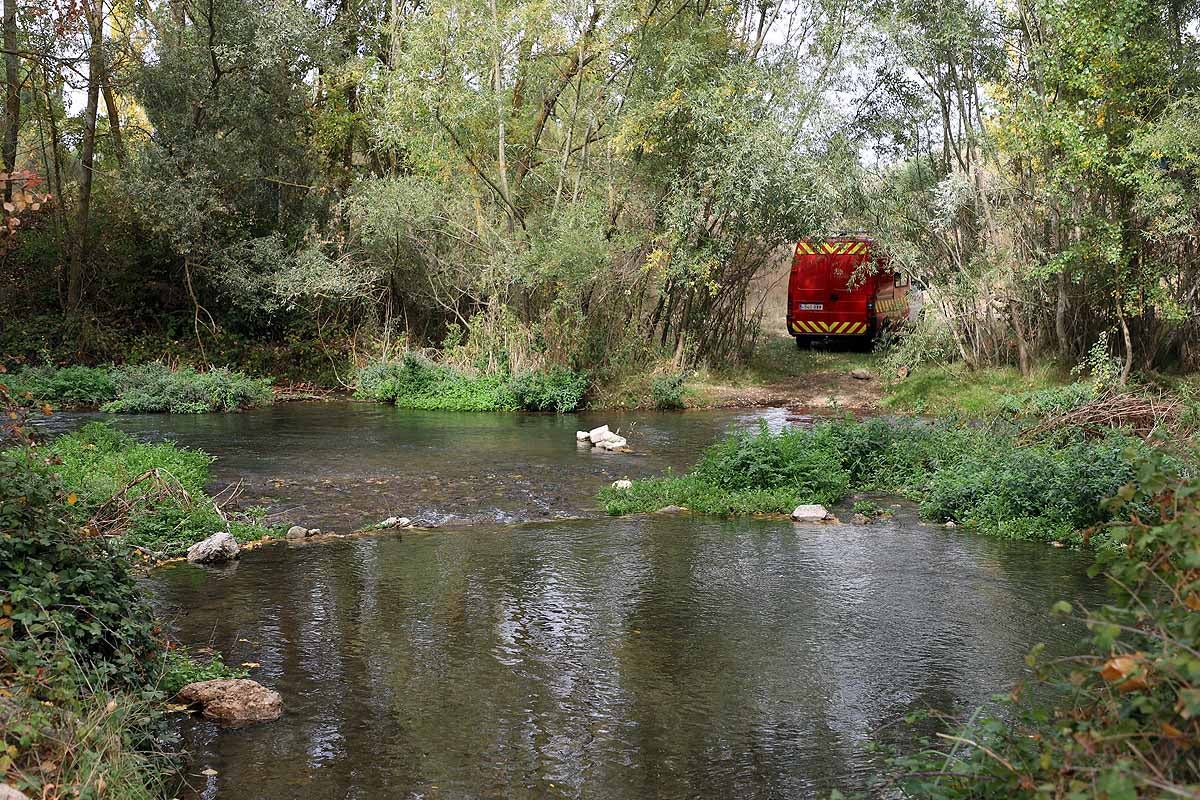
[576,430,591,441]
[187,532,239,563]
[599,436,627,451]
[285,525,308,540]
[588,424,611,443]
[379,516,411,529]
[791,504,830,522]
[612,479,633,490]
[307,528,321,536]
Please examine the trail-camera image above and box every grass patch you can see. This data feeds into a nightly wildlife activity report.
[2,362,273,413]
[600,418,1156,545]
[882,363,1068,416]
[6,422,275,558]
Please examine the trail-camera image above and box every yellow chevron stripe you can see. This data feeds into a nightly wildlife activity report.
[799,242,814,254]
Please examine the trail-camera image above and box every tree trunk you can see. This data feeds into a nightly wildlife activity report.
[100,70,126,168]
[68,4,103,310]
[1055,269,1070,363]
[2,0,19,203]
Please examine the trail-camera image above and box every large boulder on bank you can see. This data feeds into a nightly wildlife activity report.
[186,532,239,564]
[285,525,308,540]
[791,504,831,522]
[178,679,283,723]
[849,368,873,381]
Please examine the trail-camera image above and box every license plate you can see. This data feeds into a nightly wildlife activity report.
[799,303,823,311]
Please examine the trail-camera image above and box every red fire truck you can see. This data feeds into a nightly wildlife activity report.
[786,237,912,347]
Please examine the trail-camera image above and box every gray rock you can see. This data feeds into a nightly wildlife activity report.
[588,424,612,443]
[1,785,32,800]
[851,513,871,525]
[656,505,688,514]
[611,479,633,490]
[379,516,411,529]
[850,368,873,381]
[307,528,321,537]
[944,521,956,528]
[177,679,283,723]
[599,435,628,451]
[285,525,308,540]
[791,504,830,522]
[186,532,239,564]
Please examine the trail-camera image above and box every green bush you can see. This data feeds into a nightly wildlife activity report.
[101,363,273,413]
[356,353,519,411]
[887,457,1200,797]
[601,417,1155,545]
[4,364,117,407]
[7,423,274,557]
[0,450,161,686]
[997,382,1096,416]
[1,449,175,799]
[2,363,272,413]
[650,373,687,409]
[509,367,590,412]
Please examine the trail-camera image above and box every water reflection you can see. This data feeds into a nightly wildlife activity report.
[149,513,1099,799]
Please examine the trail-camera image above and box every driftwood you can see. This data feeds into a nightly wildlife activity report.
[1019,391,1189,442]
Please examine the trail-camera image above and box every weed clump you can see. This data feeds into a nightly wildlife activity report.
[357,353,590,412]
[3,362,272,413]
[601,418,1152,545]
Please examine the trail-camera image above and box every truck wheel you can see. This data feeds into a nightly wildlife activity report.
[795,336,806,350]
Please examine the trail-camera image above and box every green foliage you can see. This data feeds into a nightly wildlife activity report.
[0,451,161,687]
[358,354,592,413]
[159,648,248,696]
[887,457,1200,797]
[508,367,590,413]
[3,365,117,407]
[101,363,274,414]
[650,373,687,410]
[2,363,272,413]
[0,449,175,799]
[997,382,1097,417]
[7,423,273,557]
[356,354,519,412]
[602,417,1153,545]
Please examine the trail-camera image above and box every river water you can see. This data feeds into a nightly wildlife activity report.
[49,402,1102,798]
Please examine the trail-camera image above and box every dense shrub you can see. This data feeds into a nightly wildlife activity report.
[509,367,590,412]
[0,450,160,686]
[650,373,687,409]
[601,417,1154,545]
[102,363,273,413]
[356,354,519,411]
[2,362,272,413]
[887,458,1200,797]
[358,354,590,412]
[1,449,174,798]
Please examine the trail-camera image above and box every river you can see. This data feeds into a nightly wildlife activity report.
[49,402,1101,798]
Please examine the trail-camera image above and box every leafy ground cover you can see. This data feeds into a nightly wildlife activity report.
[6,422,275,558]
[1,418,251,798]
[882,455,1200,797]
[4,362,273,413]
[356,353,590,412]
[600,418,1160,546]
